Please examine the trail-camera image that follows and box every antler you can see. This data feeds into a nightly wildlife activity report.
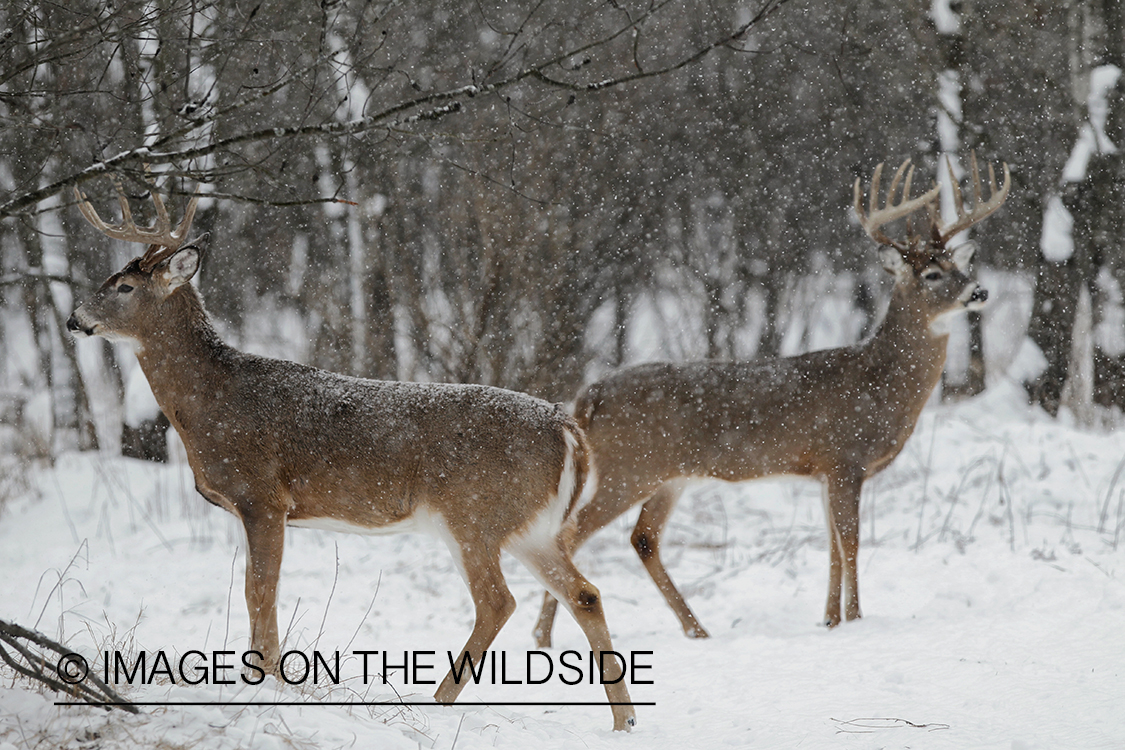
[73,175,199,272]
[854,159,942,250]
[934,152,1010,246]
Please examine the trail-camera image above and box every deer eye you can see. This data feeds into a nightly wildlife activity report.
[117,284,134,294]
[922,269,943,282]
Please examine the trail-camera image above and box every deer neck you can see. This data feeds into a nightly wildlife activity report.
[134,285,233,417]
[866,284,950,399]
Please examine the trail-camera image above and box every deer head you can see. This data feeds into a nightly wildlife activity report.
[854,153,1010,328]
[67,178,202,343]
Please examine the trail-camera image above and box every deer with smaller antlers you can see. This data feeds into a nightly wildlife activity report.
[67,178,636,731]
[534,155,1010,645]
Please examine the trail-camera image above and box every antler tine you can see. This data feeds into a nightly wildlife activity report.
[900,162,914,207]
[936,151,1011,245]
[866,161,884,220]
[137,193,201,272]
[111,175,137,232]
[72,175,194,250]
[854,159,941,249]
[945,155,964,222]
[886,160,910,213]
[171,194,200,243]
[970,151,983,209]
[148,186,171,234]
[74,185,107,233]
[74,179,134,239]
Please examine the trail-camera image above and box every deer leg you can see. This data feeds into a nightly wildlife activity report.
[823,472,864,627]
[533,481,645,648]
[240,508,286,674]
[532,591,561,649]
[435,546,515,704]
[630,480,708,638]
[519,544,636,731]
[821,480,843,628]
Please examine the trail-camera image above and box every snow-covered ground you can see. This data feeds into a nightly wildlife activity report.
[1,380,1123,749]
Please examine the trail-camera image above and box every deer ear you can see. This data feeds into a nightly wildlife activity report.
[951,241,976,271]
[162,244,202,290]
[879,246,909,278]
[158,232,208,290]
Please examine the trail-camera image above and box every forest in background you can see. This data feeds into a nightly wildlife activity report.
[2,0,1124,462]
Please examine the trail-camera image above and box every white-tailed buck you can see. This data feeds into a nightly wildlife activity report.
[68,179,635,731]
[534,155,1010,645]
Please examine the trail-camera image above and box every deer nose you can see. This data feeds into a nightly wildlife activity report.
[969,287,988,304]
[66,313,92,336]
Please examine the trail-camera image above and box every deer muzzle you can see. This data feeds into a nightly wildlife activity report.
[66,312,94,338]
[966,285,988,310]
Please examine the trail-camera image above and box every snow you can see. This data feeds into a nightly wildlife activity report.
[1,382,1124,749]
[1041,195,1075,263]
[930,0,960,35]
[1062,65,1121,184]
[122,368,160,428]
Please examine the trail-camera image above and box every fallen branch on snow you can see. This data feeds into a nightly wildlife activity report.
[0,617,138,714]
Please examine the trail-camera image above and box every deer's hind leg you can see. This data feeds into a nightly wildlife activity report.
[514,542,636,731]
[532,497,619,648]
[533,473,664,648]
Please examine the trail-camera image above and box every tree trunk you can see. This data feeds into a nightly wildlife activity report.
[1086,0,1125,412]
[937,2,986,398]
[121,412,170,462]
[1024,258,1080,416]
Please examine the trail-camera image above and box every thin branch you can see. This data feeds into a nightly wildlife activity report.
[147,48,350,153]
[0,0,789,219]
[531,0,790,92]
[199,191,359,208]
[0,271,94,291]
[0,618,138,714]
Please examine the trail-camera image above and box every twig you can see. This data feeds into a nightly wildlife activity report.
[0,271,94,291]
[1098,453,1125,533]
[0,617,138,713]
[832,716,950,733]
[451,713,466,749]
[0,0,790,219]
[344,571,381,655]
[939,455,993,543]
[913,416,940,551]
[998,454,1016,552]
[314,542,341,654]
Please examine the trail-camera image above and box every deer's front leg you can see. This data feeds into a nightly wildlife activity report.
[240,507,286,673]
[436,544,515,703]
[631,480,708,638]
[823,471,863,627]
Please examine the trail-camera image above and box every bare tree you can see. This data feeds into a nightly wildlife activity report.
[0,0,789,454]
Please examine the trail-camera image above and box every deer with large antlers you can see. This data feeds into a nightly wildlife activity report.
[534,155,1010,645]
[67,179,636,731]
